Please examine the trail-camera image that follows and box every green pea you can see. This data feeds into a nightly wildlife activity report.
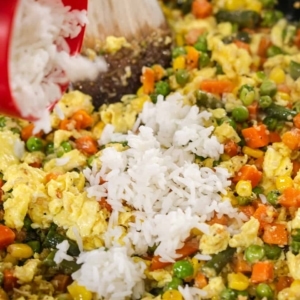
[173,260,194,279]
[172,46,186,58]
[236,31,251,43]
[155,81,170,97]
[231,106,249,122]
[245,245,265,263]
[26,136,43,152]
[252,186,264,196]
[219,117,237,130]
[291,240,300,254]
[61,141,72,153]
[237,196,251,206]
[289,60,300,80]
[194,35,208,52]
[291,228,300,242]
[264,244,282,260]
[0,117,6,128]
[199,52,210,68]
[164,277,183,290]
[27,240,41,253]
[263,116,278,131]
[239,84,255,106]
[260,80,277,97]
[220,288,236,300]
[45,142,54,155]
[256,283,273,299]
[259,95,273,109]
[175,69,190,86]
[266,190,280,206]
[266,45,284,58]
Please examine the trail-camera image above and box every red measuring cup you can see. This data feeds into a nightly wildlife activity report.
[0,0,87,120]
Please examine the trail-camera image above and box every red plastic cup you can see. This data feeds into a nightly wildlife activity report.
[0,0,88,120]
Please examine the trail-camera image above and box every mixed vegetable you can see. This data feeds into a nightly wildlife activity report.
[1,0,300,299]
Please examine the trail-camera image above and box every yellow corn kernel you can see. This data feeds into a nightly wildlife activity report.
[176,34,184,47]
[67,282,93,300]
[278,91,290,101]
[3,254,18,265]
[246,0,262,13]
[242,146,264,158]
[221,154,231,161]
[192,257,200,277]
[137,86,145,97]
[236,180,252,197]
[7,243,33,259]
[162,290,183,300]
[173,56,186,70]
[275,176,293,192]
[291,279,300,291]
[225,0,244,10]
[92,121,105,139]
[227,273,249,291]
[269,67,286,84]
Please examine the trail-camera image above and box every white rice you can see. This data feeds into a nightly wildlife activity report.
[77,94,245,299]
[10,0,107,129]
[54,240,73,264]
[178,285,208,300]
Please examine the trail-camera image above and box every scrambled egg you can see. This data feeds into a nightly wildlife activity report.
[286,251,300,280]
[229,217,263,248]
[14,259,41,283]
[104,36,130,53]
[220,154,248,177]
[199,224,230,255]
[263,142,293,179]
[47,172,108,250]
[147,270,172,288]
[202,277,226,299]
[214,122,241,143]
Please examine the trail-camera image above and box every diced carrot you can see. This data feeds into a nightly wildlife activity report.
[141,67,155,94]
[231,253,252,274]
[52,274,72,292]
[207,214,229,226]
[192,0,213,19]
[243,28,255,34]
[277,84,291,94]
[293,113,300,129]
[233,165,262,188]
[194,272,208,288]
[278,187,300,208]
[186,46,199,69]
[21,124,42,141]
[251,261,274,283]
[185,28,206,45]
[99,197,112,213]
[253,204,270,229]
[71,109,93,130]
[262,223,288,245]
[45,173,60,183]
[257,37,272,57]
[292,160,300,177]
[59,119,74,131]
[75,136,98,155]
[0,179,3,201]
[239,205,255,219]
[150,239,199,271]
[224,139,239,157]
[275,276,293,292]
[247,102,259,120]
[268,131,281,143]
[3,269,18,291]
[282,129,300,150]
[294,29,300,48]
[241,124,269,149]
[253,156,264,171]
[234,40,250,52]
[152,64,166,81]
[0,225,15,249]
[199,79,234,94]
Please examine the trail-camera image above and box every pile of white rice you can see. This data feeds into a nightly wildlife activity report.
[10,0,107,130]
[69,94,246,299]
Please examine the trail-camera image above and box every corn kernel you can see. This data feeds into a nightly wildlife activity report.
[269,67,286,84]
[291,279,300,291]
[92,121,105,139]
[278,92,290,101]
[225,0,244,10]
[275,176,293,192]
[137,86,145,97]
[246,0,262,13]
[173,56,186,70]
[242,146,264,158]
[175,34,184,47]
[162,290,183,300]
[236,180,252,197]
[3,254,18,265]
[228,273,249,291]
[7,244,33,259]
[68,282,93,300]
